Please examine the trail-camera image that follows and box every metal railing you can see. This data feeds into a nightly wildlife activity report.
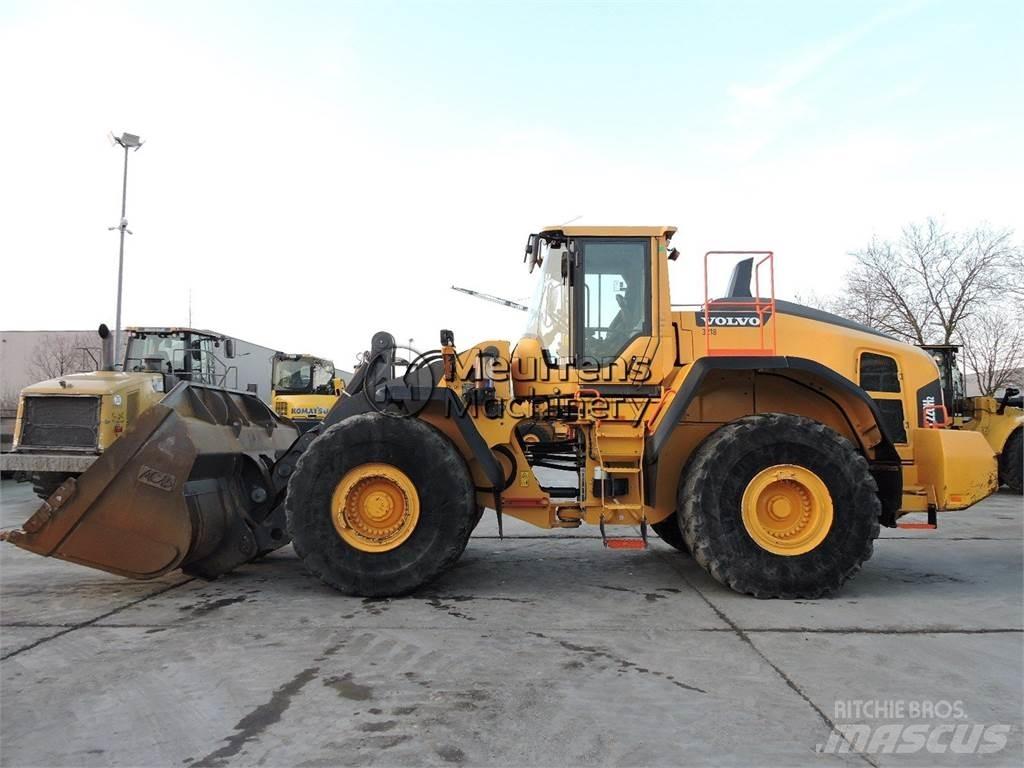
[701,251,777,357]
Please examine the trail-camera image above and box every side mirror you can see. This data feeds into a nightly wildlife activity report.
[525,234,542,273]
[225,339,236,359]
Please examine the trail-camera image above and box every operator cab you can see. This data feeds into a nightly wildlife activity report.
[273,354,337,395]
[521,226,669,375]
[921,344,967,417]
[123,328,232,388]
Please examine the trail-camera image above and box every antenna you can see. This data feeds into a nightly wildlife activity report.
[559,214,582,226]
[188,288,192,327]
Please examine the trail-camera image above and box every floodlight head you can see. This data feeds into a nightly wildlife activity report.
[114,132,144,150]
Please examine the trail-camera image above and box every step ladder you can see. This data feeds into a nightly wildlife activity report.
[594,428,648,549]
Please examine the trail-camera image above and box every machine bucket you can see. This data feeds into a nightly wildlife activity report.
[1,382,299,580]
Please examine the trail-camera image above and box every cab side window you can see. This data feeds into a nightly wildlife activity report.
[859,353,900,392]
[576,239,650,366]
[859,352,906,442]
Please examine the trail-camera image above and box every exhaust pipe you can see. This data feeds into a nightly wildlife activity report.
[98,323,114,371]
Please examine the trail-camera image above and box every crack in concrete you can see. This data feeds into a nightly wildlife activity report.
[0,577,195,661]
[653,550,881,768]
[528,630,706,694]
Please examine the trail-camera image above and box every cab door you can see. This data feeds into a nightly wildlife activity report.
[572,237,658,388]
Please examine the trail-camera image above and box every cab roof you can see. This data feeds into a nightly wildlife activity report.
[540,225,677,240]
[127,326,224,338]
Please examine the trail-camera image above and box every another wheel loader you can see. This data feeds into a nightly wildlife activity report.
[920,344,1022,494]
[271,353,345,432]
[1,226,999,598]
[0,325,278,500]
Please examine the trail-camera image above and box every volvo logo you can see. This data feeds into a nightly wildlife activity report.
[694,311,771,328]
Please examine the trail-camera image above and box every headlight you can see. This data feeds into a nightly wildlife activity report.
[112,394,123,406]
[152,377,164,393]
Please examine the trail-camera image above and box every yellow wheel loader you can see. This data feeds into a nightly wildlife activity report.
[271,353,344,432]
[1,226,999,598]
[1,325,277,500]
[1,325,276,499]
[921,345,1022,494]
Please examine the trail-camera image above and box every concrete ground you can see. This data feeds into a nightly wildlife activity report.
[0,477,1021,768]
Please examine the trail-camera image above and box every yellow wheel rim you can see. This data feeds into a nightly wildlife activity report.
[330,463,420,553]
[741,464,833,556]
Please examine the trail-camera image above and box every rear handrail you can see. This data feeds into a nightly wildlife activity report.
[702,250,777,357]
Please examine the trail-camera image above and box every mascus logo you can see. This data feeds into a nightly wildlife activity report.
[138,465,175,492]
[694,311,772,328]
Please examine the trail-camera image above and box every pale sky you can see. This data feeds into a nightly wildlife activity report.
[1,0,1021,369]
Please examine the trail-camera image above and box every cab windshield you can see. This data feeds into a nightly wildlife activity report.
[274,358,336,395]
[523,240,570,363]
[125,333,189,375]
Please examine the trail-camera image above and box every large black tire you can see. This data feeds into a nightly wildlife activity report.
[286,413,477,597]
[1000,429,1022,494]
[679,413,880,599]
[651,518,689,554]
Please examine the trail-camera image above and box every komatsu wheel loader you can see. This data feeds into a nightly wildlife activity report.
[271,353,344,432]
[1,226,999,598]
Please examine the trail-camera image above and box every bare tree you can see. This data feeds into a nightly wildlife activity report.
[832,219,1022,387]
[0,384,21,412]
[839,219,1019,345]
[958,308,1024,396]
[28,333,99,381]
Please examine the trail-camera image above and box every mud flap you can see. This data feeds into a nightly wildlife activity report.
[0,382,299,580]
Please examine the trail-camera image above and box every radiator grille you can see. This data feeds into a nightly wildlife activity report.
[274,400,288,417]
[20,396,100,450]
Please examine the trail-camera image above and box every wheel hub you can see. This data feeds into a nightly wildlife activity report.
[330,463,420,552]
[741,464,833,556]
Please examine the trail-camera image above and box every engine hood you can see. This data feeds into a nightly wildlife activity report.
[21,371,159,397]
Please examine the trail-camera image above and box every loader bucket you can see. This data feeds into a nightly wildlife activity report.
[1,382,299,580]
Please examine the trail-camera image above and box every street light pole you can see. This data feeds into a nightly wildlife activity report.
[108,132,143,368]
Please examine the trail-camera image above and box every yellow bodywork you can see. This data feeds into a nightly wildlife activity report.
[12,371,165,454]
[963,396,1023,460]
[273,392,340,424]
[426,228,998,531]
[910,428,998,509]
